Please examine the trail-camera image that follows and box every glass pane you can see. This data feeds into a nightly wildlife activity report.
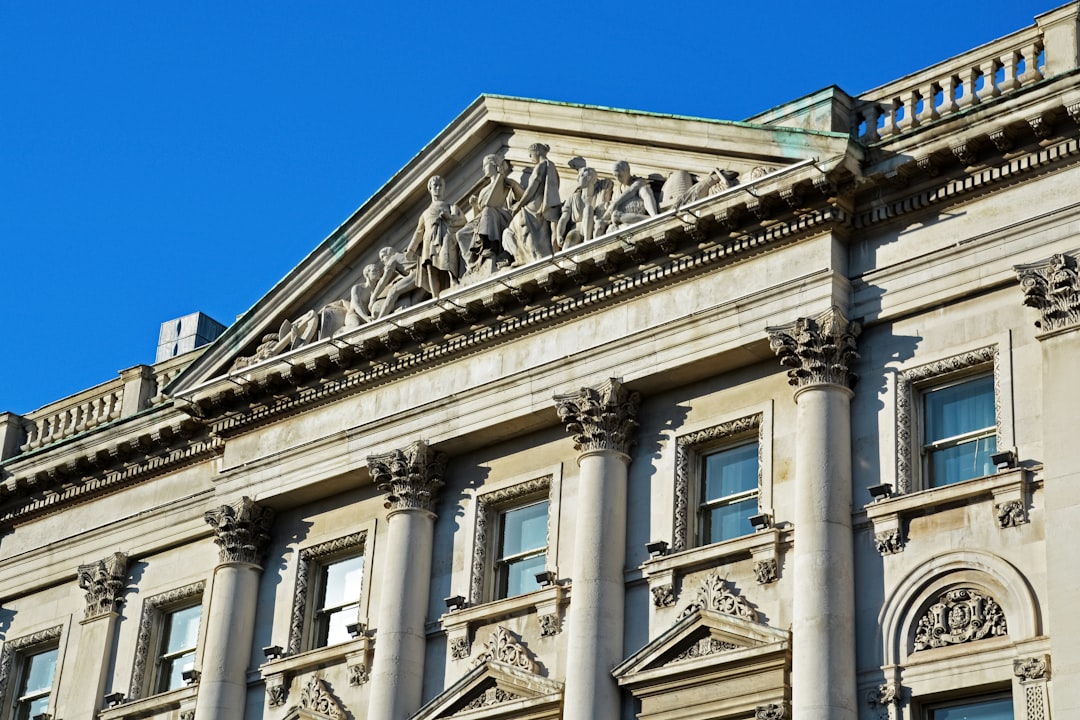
[925,376,995,442]
[704,497,757,544]
[930,696,1013,720]
[318,603,359,647]
[321,555,364,609]
[703,443,758,501]
[15,696,50,720]
[21,647,57,695]
[930,434,997,486]
[163,605,201,655]
[500,502,548,558]
[502,553,546,598]
[158,650,195,692]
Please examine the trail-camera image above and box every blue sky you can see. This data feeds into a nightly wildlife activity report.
[0,1,1050,414]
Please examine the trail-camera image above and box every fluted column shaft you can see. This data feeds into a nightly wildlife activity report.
[769,307,860,720]
[555,379,639,720]
[366,441,446,720]
[194,497,273,720]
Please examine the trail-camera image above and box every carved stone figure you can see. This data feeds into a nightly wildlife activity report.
[503,143,561,266]
[660,169,739,209]
[343,264,381,328]
[408,175,466,299]
[602,161,658,230]
[371,246,419,319]
[556,165,607,251]
[460,155,522,276]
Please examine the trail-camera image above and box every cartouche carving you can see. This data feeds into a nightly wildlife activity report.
[913,588,1006,651]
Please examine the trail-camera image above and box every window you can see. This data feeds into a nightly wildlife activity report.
[312,554,364,648]
[154,603,201,693]
[699,442,759,544]
[926,694,1012,719]
[12,646,57,720]
[922,374,996,487]
[494,500,549,599]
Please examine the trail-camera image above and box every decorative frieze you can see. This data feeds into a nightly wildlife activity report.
[77,551,129,619]
[913,588,1007,651]
[679,572,758,622]
[367,440,447,514]
[767,306,860,390]
[461,686,523,711]
[554,378,640,455]
[1015,251,1080,332]
[470,626,538,673]
[669,635,740,664]
[204,496,274,565]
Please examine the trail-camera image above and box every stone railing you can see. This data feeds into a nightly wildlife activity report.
[20,380,125,452]
[853,13,1061,142]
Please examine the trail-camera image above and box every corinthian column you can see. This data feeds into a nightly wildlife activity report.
[195,497,274,720]
[366,440,447,720]
[767,306,860,720]
[1015,252,1080,715]
[554,378,640,720]
[62,552,128,720]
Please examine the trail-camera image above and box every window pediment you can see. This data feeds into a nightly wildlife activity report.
[410,658,563,720]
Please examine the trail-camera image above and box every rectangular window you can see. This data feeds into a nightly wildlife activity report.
[922,374,996,487]
[699,442,759,544]
[927,695,1012,719]
[13,646,57,720]
[313,554,364,648]
[155,604,200,693]
[495,500,548,599]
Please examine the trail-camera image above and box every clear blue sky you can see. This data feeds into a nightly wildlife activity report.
[0,1,1050,414]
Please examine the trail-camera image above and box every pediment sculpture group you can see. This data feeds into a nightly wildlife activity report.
[232,145,744,371]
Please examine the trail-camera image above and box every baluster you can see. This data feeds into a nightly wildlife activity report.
[899,90,919,131]
[74,402,88,432]
[956,66,980,108]
[918,82,940,123]
[108,390,122,420]
[880,98,900,137]
[999,50,1020,91]
[860,104,881,142]
[21,421,39,451]
[1019,42,1044,85]
[979,59,1001,99]
[940,75,960,116]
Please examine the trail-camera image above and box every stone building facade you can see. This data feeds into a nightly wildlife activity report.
[2,5,1080,720]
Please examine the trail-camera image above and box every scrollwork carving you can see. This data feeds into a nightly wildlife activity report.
[367,440,447,515]
[348,662,370,686]
[538,613,561,636]
[996,499,1027,528]
[267,679,288,707]
[875,529,904,555]
[756,703,787,720]
[651,584,676,607]
[297,675,345,719]
[1014,655,1049,681]
[754,558,778,584]
[913,588,1007,651]
[1015,252,1080,332]
[669,635,740,664]
[554,378,640,455]
[867,682,901,705]
[77,551,129,618]
[204,496,274,565]
[679,572,758,622]
[461,686,522,711]
[450,636,471,660]
[470,626,538,672]
[767,306,860,390]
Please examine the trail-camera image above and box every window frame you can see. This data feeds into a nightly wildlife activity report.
[152,602,202,695]
[129,581,205,701]
[922,692,1014,720]
[697,440,761,546]
[0,627,62,720]
[493,498,550,600]
[287,529,369,656]
[919,372,998,488]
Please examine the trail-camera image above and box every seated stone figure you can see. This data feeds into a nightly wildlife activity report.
[556,165,607,251]
[459,155,522,277]
[371,246,419,319]
[601,160,659,231]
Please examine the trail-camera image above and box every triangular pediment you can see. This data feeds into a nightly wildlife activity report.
[411,659,564,720]
[163,95,857,400]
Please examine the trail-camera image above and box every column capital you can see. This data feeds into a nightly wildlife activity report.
[554,377,641,456]
[767,306,861,390]
[1015,251,1080,334]
[77,551,128,619]
[204,496,274,565]
[367,440,447,515]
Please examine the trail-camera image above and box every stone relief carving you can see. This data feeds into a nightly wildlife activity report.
[471,476,552,604]
[295,675,345,719]
[668,635,740,664]
[679,571,758,622]
[601,161,659,232]
[1015,251,1080,332]
[129,581,205,700]
[460,154,522,279]
[756,703,787,719]
[651,584,676,608]
[767,306,861,390]
[538,613,561,637]
[450,636,471,660]
[503,143,561,267]
[180,711,195,720]
[894,346,999,494]
[460,686,523,712]
[554,377,641,455]
[367,440,447,515]
[77,551,129,619]
[754,558,778,584]
[875,529,904,555]
[867,683,902,720]
[0,626,63,703]
[348,661,369,686]
[204,496,275,566]
[555,164,607,252]
[267,678,288,707]
[410,175,467,300]
[996,499,1027,528]
[288,531,367,655]
[1014,655,1049,681]
[470,626,538,673]
[912,588,1007,651]
[673,414,762,552]
[660,168,738,210]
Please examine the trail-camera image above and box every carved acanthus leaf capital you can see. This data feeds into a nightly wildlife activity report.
[204,496,274,566]
[554,378,641,455]
[767,306,861,390]
[1015,251,1080,332]
[77,551,129,618]
[367,440,447,515]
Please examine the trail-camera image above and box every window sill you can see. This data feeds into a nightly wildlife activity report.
[98,685,197,720]
[439,584,568,661]
[864,467,1032,555]
[641,527,785,607]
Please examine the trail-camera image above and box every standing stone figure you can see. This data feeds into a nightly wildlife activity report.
[462,154,522,273]
[408,175,466,299]
[503,143,562,266]
[556,165,606,251]
[602,160,659,231]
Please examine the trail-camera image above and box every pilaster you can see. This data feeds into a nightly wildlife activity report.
[767,307,859,720]
[366,440,446,720]
[554,378,640,720]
